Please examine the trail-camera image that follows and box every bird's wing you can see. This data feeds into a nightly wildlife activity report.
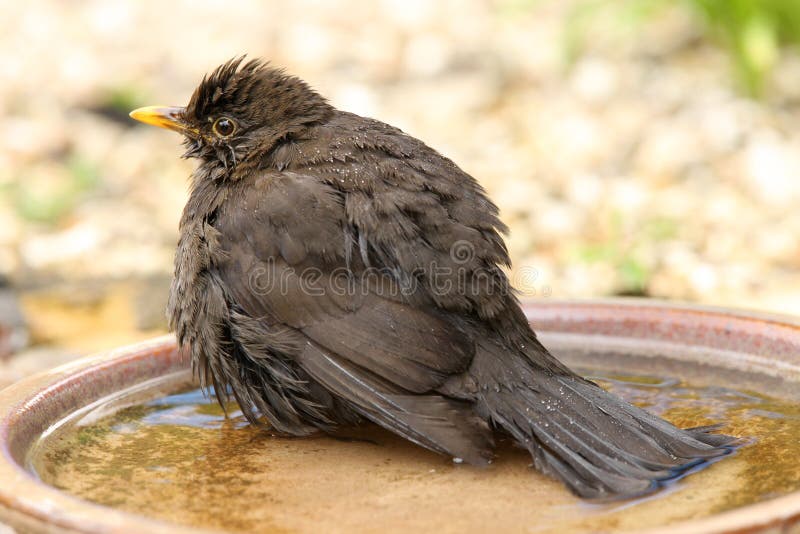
[297,341,493,465]
[212,170,495,461]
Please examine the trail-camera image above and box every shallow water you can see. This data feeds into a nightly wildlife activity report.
[29,369,800,533]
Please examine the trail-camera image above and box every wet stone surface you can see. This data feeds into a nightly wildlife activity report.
[29,369,800,533]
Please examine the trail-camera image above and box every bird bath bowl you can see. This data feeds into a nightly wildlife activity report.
[1,299,799,533]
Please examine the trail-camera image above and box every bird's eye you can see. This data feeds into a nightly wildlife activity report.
[212,117,236,137]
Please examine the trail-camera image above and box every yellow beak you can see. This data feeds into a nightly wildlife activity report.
[129,106,192,134]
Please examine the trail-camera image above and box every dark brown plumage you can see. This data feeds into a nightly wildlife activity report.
[131,57,737,499]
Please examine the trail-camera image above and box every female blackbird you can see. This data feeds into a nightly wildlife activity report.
[130,57,736,499]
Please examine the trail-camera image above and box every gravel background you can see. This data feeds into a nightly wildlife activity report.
[2,0,800,386]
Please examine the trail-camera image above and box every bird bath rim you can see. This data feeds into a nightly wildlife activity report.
[0,298,798,534]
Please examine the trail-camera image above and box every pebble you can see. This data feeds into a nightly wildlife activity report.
[1,0,800,376]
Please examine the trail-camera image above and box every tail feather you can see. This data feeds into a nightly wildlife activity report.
[532,381,681,470]
[558,376,729,459]
[473,341,737,499]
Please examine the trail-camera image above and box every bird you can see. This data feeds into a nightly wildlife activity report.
[130,57,736,499]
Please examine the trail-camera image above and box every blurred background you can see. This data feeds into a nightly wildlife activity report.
[2,0,800,387]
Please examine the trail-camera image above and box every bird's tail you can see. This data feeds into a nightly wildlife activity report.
[472,339,738,499]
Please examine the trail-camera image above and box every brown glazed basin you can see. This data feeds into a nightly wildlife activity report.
[0,299,799,533]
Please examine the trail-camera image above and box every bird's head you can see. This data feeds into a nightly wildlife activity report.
[130,57,333,176]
